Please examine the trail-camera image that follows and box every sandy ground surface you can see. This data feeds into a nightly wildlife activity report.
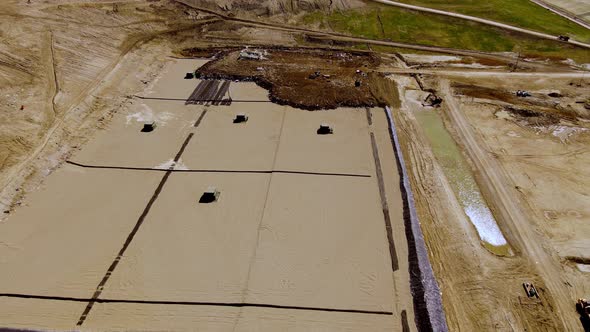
[390,68,590,331]
[0,59,415,331]
[454,75,590,305]
[2,1,588,330]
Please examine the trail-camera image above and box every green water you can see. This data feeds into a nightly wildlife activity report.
[414,109,511,256]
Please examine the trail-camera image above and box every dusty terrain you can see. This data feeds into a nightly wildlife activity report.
[1,0,589,331]
[385,55,590,330]
[0,58,416,331]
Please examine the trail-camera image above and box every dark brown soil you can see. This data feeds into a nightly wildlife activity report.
[454,83,581,121]
[504,106,560,126]
[193,47,399,110]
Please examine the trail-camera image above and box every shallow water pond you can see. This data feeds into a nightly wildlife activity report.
[414,109,511,256]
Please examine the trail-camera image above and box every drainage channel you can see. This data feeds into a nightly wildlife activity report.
[385,106,448,332]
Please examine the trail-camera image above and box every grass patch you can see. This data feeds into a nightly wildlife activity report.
[300,5,590,63]
[389,0,590,43]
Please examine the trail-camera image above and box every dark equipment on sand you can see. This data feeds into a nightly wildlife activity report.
[523,282,539,298]
[317,123,334,135]
[141,121,156,132]
[233,113,249,123]
[577,298,590,331]
[199,186,220,203]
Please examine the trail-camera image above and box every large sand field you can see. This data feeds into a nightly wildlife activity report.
[0,59,416,331]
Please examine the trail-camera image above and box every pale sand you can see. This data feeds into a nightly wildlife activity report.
[71,99,203,168]
[101,173,271,302]
[274,107,373,175]
[183,102,285,170]
[0,164,162,297]
[83,303,394,331]
[228,82,271,101]
[0,60,409,331]
[241,173,392,310]
[146,58,209,99]
[0,298,84,330]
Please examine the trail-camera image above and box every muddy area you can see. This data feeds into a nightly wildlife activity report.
[193,47,398,110]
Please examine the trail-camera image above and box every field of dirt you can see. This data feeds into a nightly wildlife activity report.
[388,64,590,331]
[1,0,590,331]
[195,48,398,110]
[0,58,417,331]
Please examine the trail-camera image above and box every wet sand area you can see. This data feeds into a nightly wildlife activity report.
[0,59,414,331]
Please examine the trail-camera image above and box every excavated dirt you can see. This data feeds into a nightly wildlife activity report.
[195,48,399,110]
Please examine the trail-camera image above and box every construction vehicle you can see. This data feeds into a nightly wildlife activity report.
[317,123,334,135]
[578,299,590,331]
[523,282,539,298]
[141,121,156,132]
[233,113,248,123]
[422,93,442,107]
[577,298,590,317]
[558,35,570,42]
[199,186,220,203]
[516,90,531,97]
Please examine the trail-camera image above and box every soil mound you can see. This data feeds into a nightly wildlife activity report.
[194,47,398,110]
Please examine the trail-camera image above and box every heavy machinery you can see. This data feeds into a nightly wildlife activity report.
[317,123,334,135]
[141,121,156,133]
[577,298,590,321]
[523,282,539,298]
[199,186,220,203]
[233,113,248,123]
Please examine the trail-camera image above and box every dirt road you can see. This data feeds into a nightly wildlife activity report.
[371,0,590,48]
[439,79,581,331]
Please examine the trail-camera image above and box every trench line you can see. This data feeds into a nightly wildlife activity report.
[76,110,207,326]
[384,106,448,331]
[366,109,399,272]
[65,161,371,178]
[2,293,393,316]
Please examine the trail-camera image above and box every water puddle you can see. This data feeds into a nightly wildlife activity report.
[413,109,511,256]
